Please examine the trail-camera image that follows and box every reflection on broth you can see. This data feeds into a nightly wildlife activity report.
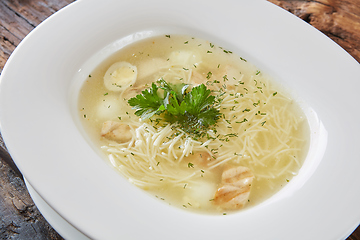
[78,35,309,214]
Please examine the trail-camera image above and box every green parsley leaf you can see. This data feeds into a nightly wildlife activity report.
[127,82,166,119]
[128,80,221,138]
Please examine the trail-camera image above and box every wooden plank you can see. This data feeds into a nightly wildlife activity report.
[0,1,34,42]
[0,156,63,239]
[1,0,73,27]
[268,0,360,63]
[0,1,34,72]
[0,0,75,72]
[0,26,18,72]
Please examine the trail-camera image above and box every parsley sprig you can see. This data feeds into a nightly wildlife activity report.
[128,79,221,137]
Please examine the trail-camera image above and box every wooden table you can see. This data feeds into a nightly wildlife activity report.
[0,0,359,239]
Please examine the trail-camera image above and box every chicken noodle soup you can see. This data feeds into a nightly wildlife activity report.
[78,35,309,213]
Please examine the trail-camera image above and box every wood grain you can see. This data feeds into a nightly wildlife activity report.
[268,0,360,63]
[0,157,63,240]
[0,0,74,72]
[0,0,359,239]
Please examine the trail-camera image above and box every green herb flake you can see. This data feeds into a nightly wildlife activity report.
[240,57,247,62]
[253,100,260,107]
[236,118,248,123]
[165,35,171,38]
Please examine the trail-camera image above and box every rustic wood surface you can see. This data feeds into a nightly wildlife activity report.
[0,0,359,239]
[268,0,360,63]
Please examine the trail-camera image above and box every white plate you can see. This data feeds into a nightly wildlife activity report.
[1,0,360,239]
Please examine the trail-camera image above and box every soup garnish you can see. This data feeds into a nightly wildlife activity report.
[128,79,221,138]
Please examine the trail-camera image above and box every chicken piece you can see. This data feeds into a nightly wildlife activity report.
[221,166,254,188]
[122,85,147,100]
[190,71,204,85]
[185,151,212,167]
[190,71,219,91]
[213,166,254,209]
[220,65,244,90]
[101,121,133,143]
[213,185,250,209]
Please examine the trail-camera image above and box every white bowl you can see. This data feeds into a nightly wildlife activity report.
[1,0,360,239]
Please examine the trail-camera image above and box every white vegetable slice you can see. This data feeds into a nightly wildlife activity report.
[104,61,137,91]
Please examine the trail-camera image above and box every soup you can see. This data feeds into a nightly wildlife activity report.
[78,35,309,214]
